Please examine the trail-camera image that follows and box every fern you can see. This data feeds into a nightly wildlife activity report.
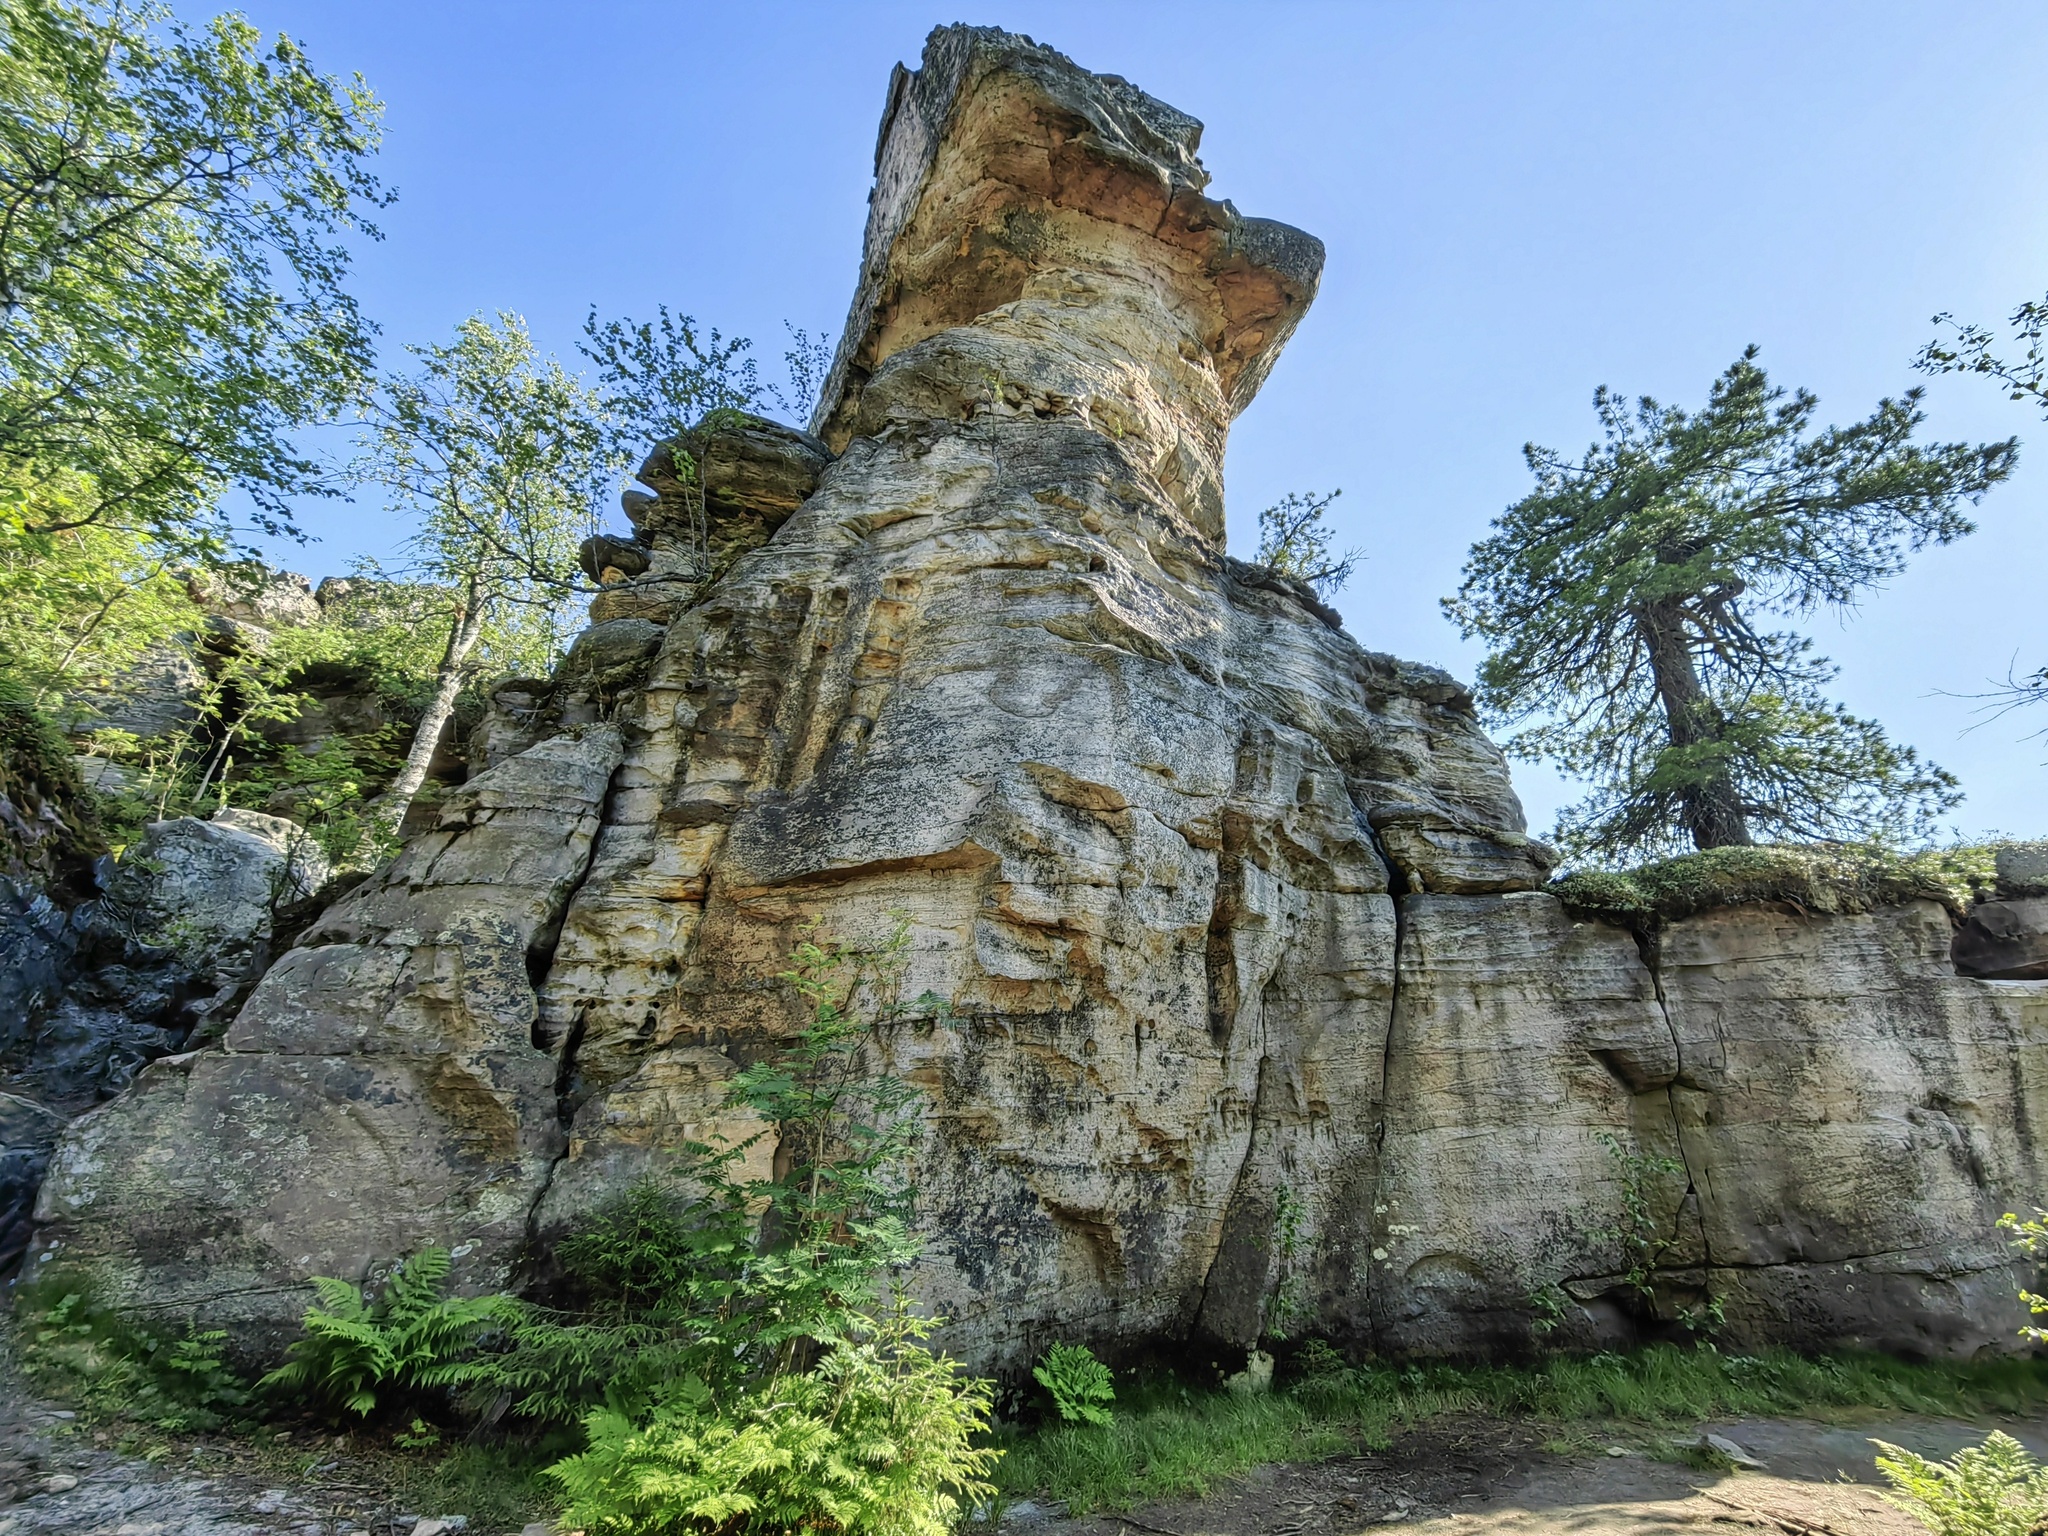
[1033,1342,1116,1427]
[546,1293,998,1536]
[262,1247,515,1419]
[1875,1431,2048,1536]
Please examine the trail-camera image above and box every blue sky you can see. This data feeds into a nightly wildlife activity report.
[237,1,2048,840]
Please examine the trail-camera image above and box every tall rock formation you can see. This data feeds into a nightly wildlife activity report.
[30,27,2048,1368]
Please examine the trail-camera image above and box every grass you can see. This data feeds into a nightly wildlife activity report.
[996,1344,2048,1514]
[380,1441,563,1530]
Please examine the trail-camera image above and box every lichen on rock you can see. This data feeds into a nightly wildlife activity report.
[24,24,2048,1372]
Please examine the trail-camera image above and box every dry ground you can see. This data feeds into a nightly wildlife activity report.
[1022,1412,2048,1536]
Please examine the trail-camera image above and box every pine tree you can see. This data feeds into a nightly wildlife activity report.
[1446,348,2015,860]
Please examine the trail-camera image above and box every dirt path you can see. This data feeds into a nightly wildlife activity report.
[0,1342,515,1536]
[1019,1413,2048,1536]
[3,1331,2041,1536]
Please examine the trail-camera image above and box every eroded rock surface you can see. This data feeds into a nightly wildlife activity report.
[28,25,2048,1370]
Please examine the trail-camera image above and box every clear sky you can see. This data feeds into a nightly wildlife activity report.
[234,1,2048,841]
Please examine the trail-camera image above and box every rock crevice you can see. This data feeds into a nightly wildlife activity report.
[24,25,2048,1370]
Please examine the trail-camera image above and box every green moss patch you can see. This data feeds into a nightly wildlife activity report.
[1549,842,2002,926]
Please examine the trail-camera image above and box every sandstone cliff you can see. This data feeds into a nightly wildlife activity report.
[30,26,2048,1370]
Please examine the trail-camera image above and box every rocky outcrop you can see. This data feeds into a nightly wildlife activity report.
[1955,852,2048,979]
[32,728,622,1342]
[1,809,332,1271]
[26,25,2048,1370]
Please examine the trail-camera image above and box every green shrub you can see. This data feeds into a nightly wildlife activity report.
[1876,1431,2048,1536]
[546,1295,997,1536]
[1034,1343,1115,1427]
[480,1175,752,1427]
[501,919,1001,1534]
[1998,1209,2048,1343]
[262,1247,516,1419]
[15,1270,252,1430]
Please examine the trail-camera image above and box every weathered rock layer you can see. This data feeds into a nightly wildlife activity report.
[30,27,2048,1368]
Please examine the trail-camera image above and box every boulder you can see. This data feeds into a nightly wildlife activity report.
[63,641,204,739]
[466,679,557,774]
[96,812,328,987]
[1954,897,2048,980]
[33,728,624,1333]
[589,576,697,626]
[1996,843,2048,898]
[556,618,666,703]
[692,414,834,521]
[188,564,321,629]
[578,533,652,585]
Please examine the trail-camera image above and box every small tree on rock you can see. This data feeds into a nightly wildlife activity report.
[358,312,609,830]
[1445,348,2015,861]
[1255,488,1357,596]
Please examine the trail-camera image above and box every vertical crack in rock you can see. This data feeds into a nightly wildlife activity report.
[1204,855,1243,1050]
[58,25,2030,1372]
[517,750,637,1257]
[1192,1051,1271,1346]
[1636,924,1714,1296]
[1366,878,1408,1356]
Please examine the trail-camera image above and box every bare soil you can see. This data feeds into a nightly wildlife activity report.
[5,1321,2044,1536]
[1016,1411,2048,1536]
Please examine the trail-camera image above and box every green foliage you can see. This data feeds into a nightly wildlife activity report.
[1921,291,2048,418]
[1265,1183,1310,1340]
[486,921,951,1428]
[578,308,832,584]
[1550,841,2000,923]
[1875,1431,2048,1536]
[251,922,998,1533]
[1997,1209,2048,1344]
[581,306,768,452]
[580,307,831,448]
[1254,490,1356,596]
[15,1269,253,1430]
[1002,1345,2048,1516]
[1034,1343,1116,1428]
[1445,348,2013,860]
[367,313,610,604]
[481,1177,739,1427]
[358,311,603,823]
[0,470,204,715]
[1526,1283,1570,1338]
[0,667,99,879]
[485,920,1000,1535]
[261,1247,517,1420]
[54,562,537,864]
[0,0,388,554]
[546,1295,998,1536]
[1589,1130,1687,1306]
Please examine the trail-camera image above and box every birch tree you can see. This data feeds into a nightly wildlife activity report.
[360,312,607,829]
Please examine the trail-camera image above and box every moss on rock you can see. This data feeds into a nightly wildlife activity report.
[1550,842,2002,926]
[0,675,102,892]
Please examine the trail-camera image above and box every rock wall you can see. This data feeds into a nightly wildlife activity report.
[28,26,2048,1368]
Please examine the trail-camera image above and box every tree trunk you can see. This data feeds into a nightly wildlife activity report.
[377,586,489,836]
[1637,598,1752,850]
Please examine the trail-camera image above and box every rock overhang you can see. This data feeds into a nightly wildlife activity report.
[811,24,1325,453]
